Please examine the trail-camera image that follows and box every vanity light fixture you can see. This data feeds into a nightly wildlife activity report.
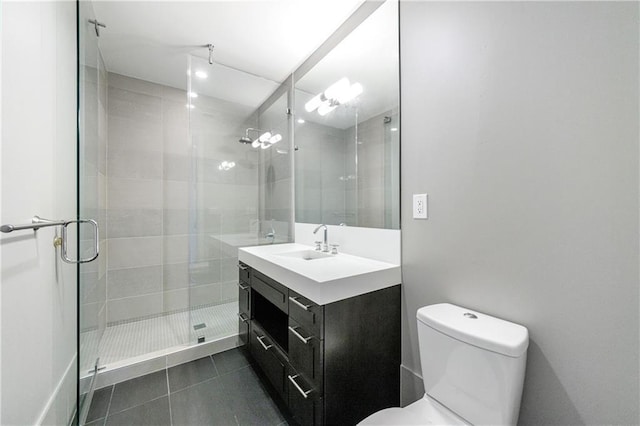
[304,77,363,116]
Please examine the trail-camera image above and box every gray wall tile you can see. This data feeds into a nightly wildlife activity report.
[107,209,162,238]
[107,237,163,270]
[108,148,163,180]
[108,266,163,300]
[107,293,163,323]
[108,178,162,210]
[163,263,189,291]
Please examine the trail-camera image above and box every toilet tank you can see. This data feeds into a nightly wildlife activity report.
[417,304,529,426]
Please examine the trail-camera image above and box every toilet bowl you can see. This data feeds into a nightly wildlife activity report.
[359,303,529,426]
[360,394,469,425]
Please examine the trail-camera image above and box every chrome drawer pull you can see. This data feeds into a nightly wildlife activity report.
[288,374,312,399]
[238,313,249,323]
[238,282,249,291]
[288,326,312,344]
[256,335,272,351]
[289,296,313,311]
[238,263,249,271]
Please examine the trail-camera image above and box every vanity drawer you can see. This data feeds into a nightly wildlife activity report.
[238,262,251,284]
[250,324,287,399]
[252,271,288,314]
[288,318,323,390]
[288,368,323,426]
[238,280,251,317]
[238,313,250,346]
[289,290,323,337]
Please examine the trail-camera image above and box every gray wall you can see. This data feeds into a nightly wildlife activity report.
[400,2,639,425]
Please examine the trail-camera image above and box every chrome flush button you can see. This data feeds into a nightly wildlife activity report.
[464,313,478,319]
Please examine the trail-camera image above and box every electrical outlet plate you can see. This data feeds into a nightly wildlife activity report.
[413,194,428,219]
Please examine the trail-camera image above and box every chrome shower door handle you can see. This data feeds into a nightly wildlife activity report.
[61,219,99,264]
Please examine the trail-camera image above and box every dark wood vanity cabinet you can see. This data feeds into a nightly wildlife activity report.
[238,263,401,426]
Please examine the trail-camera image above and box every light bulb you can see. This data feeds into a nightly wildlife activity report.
[318,103,337,116]
[269,134,282,144]
[258,132,272,142]
[324,78,350,101]
[251,139,261,148]
[338,82,363,104]
[305,94,323,112]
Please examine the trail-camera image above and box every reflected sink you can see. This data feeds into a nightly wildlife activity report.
[276,249,334,261]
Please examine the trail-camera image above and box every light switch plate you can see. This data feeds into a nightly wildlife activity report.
[413,194,428,219]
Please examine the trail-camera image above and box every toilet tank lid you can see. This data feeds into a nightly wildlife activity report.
[417,303,529,358]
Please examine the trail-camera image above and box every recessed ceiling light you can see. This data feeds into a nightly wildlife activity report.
[297,118,305,124]
[188,92,198,98]
[195,70,207,79]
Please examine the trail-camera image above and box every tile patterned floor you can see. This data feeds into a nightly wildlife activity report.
[85,347,292,426]
[81,302,238,372]
[87,348,292,426]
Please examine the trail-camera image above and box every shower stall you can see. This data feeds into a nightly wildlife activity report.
[77,2,293,422]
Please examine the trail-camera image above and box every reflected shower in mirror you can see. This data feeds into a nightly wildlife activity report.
[294,0,399,229]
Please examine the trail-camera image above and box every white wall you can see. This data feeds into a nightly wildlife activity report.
[1,2,78,424]
[400,2,639,425]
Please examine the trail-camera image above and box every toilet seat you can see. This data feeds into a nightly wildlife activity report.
[359,395,470,426]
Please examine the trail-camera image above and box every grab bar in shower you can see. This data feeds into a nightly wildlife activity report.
[1,215,99,264]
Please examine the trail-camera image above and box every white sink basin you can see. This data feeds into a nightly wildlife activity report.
[239,243,401,305]
[276,249,333,261]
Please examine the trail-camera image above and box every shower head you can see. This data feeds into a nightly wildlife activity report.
[238,136,252,144]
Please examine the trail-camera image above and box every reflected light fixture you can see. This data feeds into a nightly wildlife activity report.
[218,160,236,171]
[195,70,208,79]
[304,77,363,116]
[188,92,198,98]
[251,131,282,149]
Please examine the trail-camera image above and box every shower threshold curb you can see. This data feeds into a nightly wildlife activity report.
[82,333,240,390]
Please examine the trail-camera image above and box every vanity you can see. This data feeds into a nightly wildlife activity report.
[238,243,401,426]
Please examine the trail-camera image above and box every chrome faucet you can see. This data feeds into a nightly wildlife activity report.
[313,224,329,252]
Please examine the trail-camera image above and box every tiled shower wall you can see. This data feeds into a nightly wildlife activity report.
[295,108,399,229]
[106,73,258,324]
[346,109,400,229]
[79,57,108,338]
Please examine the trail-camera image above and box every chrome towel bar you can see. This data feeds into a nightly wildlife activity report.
[1,215,99,264]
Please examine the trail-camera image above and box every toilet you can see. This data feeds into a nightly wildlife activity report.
[360,303,529,425]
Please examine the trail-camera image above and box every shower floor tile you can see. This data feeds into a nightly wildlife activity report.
[81,301,238,372]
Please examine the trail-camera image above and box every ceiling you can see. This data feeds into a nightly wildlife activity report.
[91,0,365,108]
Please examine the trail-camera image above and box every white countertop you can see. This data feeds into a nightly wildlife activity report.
[238,243,401,305]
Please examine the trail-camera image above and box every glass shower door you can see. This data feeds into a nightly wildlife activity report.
[78,2,108,423]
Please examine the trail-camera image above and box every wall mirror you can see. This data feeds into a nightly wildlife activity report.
[294,0,399,229]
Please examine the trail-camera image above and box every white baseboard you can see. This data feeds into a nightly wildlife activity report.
[37,355,77,426]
